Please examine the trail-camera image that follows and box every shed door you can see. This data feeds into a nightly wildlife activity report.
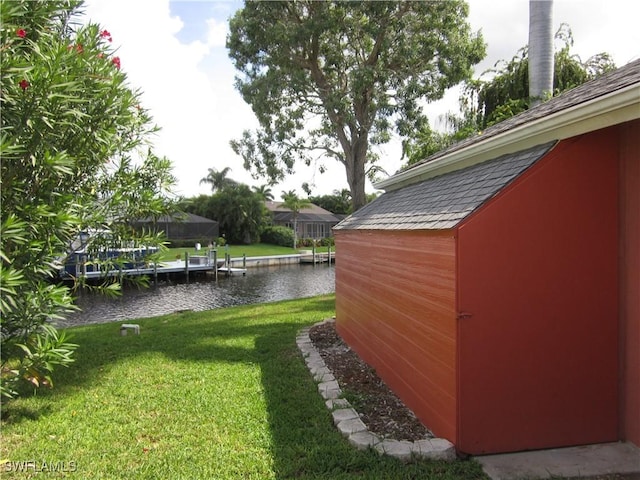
[456,134,619,455]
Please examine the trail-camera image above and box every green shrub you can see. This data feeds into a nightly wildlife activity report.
[260,226,294,247]
[319,236,335,247]
[296,237,335,248]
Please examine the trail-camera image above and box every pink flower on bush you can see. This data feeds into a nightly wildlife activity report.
[100,29,112,42]
[112,56,121,70]
[19,79,29,90]
[67,43,83,53]
[16,28,26,38]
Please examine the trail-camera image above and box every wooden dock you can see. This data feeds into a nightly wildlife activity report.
[63,248,334,282]
[298,247,335,264]
[65,258,215,281]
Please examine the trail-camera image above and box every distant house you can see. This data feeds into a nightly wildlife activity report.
[333,60,639,455]
[265,201,340,240]
[132,213,219,243]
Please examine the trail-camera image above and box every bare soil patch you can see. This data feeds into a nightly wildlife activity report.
[308,320,432,441]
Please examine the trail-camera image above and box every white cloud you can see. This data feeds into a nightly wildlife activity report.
[83,0,260,198]
[205,18,228,47]
[469,0,639,70]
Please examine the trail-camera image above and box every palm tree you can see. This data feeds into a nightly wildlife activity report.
[333,189,353,214]
[281,190,311,249]
[528,0,554,105]
[199,167,237,192]
[252,184,274,202]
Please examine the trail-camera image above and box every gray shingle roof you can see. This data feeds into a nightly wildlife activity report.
[135,213,217,224]
[334,142,555,231]
[266,201,340,223]
[406,59,640,171]
[273,211,340,223]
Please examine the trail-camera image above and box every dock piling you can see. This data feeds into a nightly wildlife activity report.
[212,249,218,281]
[184,252,189,281]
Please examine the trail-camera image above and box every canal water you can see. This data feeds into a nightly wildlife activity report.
[61,264,335,327]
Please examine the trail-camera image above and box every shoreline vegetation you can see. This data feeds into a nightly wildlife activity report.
[0,296,486,479]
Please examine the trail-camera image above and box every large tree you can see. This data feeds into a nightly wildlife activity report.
[1,0,175,398]
[227,1,485,211]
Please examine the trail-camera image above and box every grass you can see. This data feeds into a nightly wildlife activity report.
[0,296,487,479]
[161,243,302,261]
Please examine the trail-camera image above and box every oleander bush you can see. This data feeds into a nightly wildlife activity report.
[0,0,175,398]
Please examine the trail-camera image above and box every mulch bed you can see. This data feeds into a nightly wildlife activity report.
[308,321,433,441]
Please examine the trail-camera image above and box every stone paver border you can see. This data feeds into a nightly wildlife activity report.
[296,318,456,462]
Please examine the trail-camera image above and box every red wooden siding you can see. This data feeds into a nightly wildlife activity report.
[619,119,640,446]
[334,230,458,442]
[456,130,620,454]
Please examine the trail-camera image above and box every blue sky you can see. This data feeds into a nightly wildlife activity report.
[82,0,639,200]
[170,1,240,44]
[170,2,214,43]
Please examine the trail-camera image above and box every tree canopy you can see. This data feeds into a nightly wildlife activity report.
[199,166,238,193]
[227,1,485,211]
[252,184,274,202]
[181,183,268,245]
[403,24,616,166]
[1,0,175,397]
[309,189,352,215]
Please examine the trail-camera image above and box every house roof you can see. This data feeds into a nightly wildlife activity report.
[334,141,555,231]
[265,201,341,223]
[136,213,218,224]
[377,58,640,192]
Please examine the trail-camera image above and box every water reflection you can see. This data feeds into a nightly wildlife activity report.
[62,264,335,327]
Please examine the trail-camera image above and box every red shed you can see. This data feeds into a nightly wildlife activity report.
[334,60,640,455]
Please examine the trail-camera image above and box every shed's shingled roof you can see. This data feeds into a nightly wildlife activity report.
[334,142,555,231]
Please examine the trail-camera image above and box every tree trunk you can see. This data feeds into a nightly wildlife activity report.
[345,135,368,212]
[345,157,367,212]
[293,215,298,249]
[528,0,554,106]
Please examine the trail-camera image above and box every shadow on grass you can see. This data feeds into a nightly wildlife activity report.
[2,295,487,479]
[255,328,488,479]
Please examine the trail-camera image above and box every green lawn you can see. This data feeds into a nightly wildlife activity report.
[162,243,302,261]
[0,296,487,479]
